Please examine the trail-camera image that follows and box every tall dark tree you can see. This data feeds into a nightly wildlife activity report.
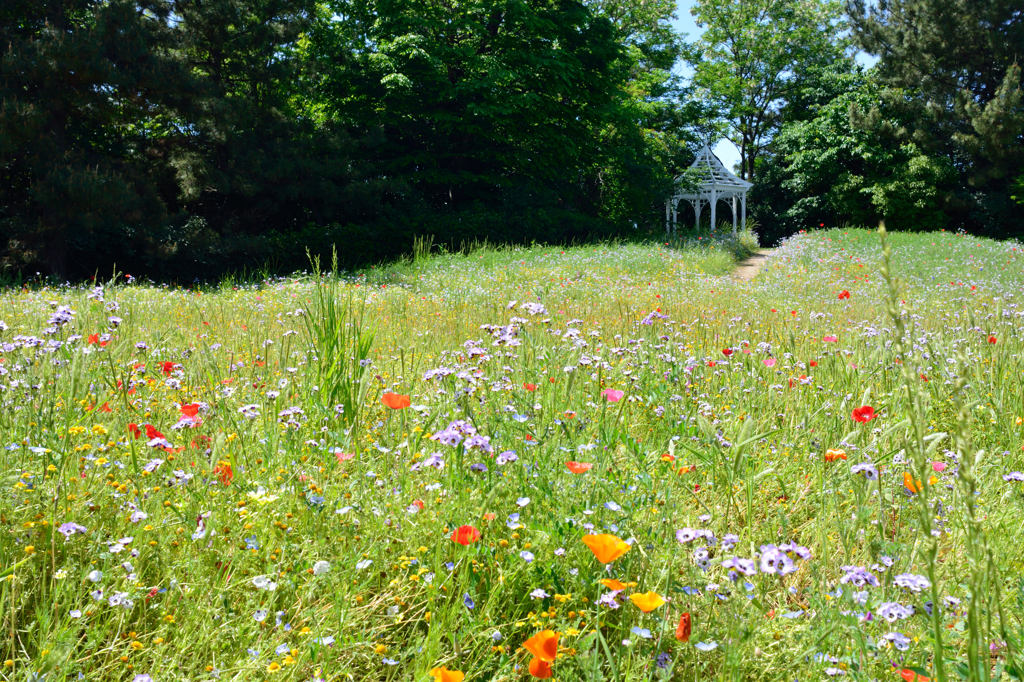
[848,0,1024,230]
[0,0,188,277]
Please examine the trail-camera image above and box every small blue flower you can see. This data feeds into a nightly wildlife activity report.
[463,593,475,610]
[630,626,652,639]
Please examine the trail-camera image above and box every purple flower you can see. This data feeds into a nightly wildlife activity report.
[759,545,796,575]
[656,652,672,669]
[877,602,914,622]
[721,533,739,550]
[530,589,550,599]
[893,573,931,592]
[779,541,811,561]
[676,528,698,543]
[516,497,530,507]
[598,591,621,609]
[464,434,493,452]
[520,551,535,562]
[839,565,879,587]
[882,631,911,650]
[1003,472,1024,482]
[57,522,87,538]
[132,675,154,682]
[722,557,757,576]
[469,463,488,473]
[496,450,518,465]
[851,462,878,480]
[463,593,475,610]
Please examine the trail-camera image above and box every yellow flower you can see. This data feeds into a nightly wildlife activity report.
[267,662,281,673]
[24,546,35,555]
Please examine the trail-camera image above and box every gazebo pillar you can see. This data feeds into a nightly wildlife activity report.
[741,193,747,231]
[710,187,716,232]
[731,196,737,235]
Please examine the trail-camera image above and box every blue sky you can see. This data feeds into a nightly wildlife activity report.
[670,0,877,171]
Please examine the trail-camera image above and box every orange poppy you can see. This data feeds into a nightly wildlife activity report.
[482,513,496,521]
[824,449,847,462]
[599,578,627,591]
[582,534,631,564]
[566,461,593,474]
[677,465,695,475]
[99,402,113,413]
[523,383,537,391]
[523,630,558,662]
[529,658,553,678]
[900,670,929,682]
[212,462,233,486]
[381,393,411,409]
[675,612,691,642]
[450,525,480,545]
[630,591,666,612]
[429,667,464,682]
[660,453,675,462]
[180,403,200,418]
[903,472,923,494]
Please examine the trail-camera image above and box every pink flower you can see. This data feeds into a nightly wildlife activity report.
[335,451,355,463]
[823,335,838,342]
[602,389,624,403]
[932,462,946,473]
[763,358,776,368]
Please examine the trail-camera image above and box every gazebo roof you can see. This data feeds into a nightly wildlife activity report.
[678,144,752,193]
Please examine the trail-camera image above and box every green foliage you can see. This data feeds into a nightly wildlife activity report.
[758,74,955,235]
[847,0,1024,232]
[687,0,849,180]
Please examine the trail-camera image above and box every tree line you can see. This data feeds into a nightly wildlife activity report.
[1,0,1021,280]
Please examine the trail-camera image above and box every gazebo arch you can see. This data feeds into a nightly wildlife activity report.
[666,143,752,236]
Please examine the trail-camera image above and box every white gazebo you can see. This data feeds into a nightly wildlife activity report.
[666,143,752,235]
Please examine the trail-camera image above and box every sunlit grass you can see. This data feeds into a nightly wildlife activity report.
[0,228,1022,682]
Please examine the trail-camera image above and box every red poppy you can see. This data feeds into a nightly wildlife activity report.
[381,393,411,410]
[920,373,929,382]
[566,461,593,474]
[548,377,556,383]
[523,383,537,392]
[809,360,818,367]
[707,361,716,367]
[988,335,997,344]
[99,402,112,413]
[851,405,877,422]
[161,361,176,376]
[87,333,100,345]
[145,424,164,440]
[901,670,929,682]
[450,525,480,546]
[180,403,200,418]
[675,613,692,642]
[838,290,850,300]
[721,348,733,357]
[128,423,142,439]
[412,499,425,510]
[212,462,233,485]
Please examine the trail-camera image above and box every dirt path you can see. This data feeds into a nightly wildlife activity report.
[732,249,773,282]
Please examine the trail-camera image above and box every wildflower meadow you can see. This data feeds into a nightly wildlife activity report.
[2,226,1024,682]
